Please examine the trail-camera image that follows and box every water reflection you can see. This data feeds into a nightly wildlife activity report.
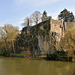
[0,57,75,75]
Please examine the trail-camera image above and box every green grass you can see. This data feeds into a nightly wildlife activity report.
[0,51,3,55]
[30,55,46,57]
[15,53,25,56]
[38,55,46,57]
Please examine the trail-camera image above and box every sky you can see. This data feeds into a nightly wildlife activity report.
[0,0,75,30]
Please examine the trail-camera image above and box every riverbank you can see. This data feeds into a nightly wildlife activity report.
[0,51,74,62]
[0,54,74,62]
[0,54,47,60]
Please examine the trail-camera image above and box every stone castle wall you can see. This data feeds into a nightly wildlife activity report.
[50,19,64,42]
[50,19,75,42]
[22,18,75,42]
[65,22,75,31]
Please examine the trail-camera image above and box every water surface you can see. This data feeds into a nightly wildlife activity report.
[0,57,75,75]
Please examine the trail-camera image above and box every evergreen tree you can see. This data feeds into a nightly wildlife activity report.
[42,11,48,22]
[58,9,74,22]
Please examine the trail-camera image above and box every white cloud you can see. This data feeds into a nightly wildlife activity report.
[15,0,59,6]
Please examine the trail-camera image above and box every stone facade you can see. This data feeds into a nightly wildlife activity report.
[64,22,75,30]
[50,18,75,42]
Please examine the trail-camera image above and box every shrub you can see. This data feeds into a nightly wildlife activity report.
[47,51,68,60]
[47,54,58,60]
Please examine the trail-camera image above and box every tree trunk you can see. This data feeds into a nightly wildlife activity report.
[4,39,7,55]
[12,40,15,54]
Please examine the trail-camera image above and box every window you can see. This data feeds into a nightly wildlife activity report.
[55,25,56,26]
[52,32,58,36]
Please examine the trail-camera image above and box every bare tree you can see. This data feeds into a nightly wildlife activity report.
[22,17,32,27]
[0,27,7,52]
[0,24,19,55]
[31,11,42,24]
[4,24,19,54]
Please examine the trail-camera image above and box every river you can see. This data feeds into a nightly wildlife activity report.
[0,57,75,75]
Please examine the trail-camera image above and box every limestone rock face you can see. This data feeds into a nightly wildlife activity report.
[38,35,56,55]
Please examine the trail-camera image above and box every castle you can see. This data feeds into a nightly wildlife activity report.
[50,18,75,42]
[20,17,75,54]
[21,17,75,42]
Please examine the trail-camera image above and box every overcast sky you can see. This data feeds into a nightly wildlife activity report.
[0,0,75,30]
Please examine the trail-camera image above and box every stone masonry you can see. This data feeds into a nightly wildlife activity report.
[50,18,75,42]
